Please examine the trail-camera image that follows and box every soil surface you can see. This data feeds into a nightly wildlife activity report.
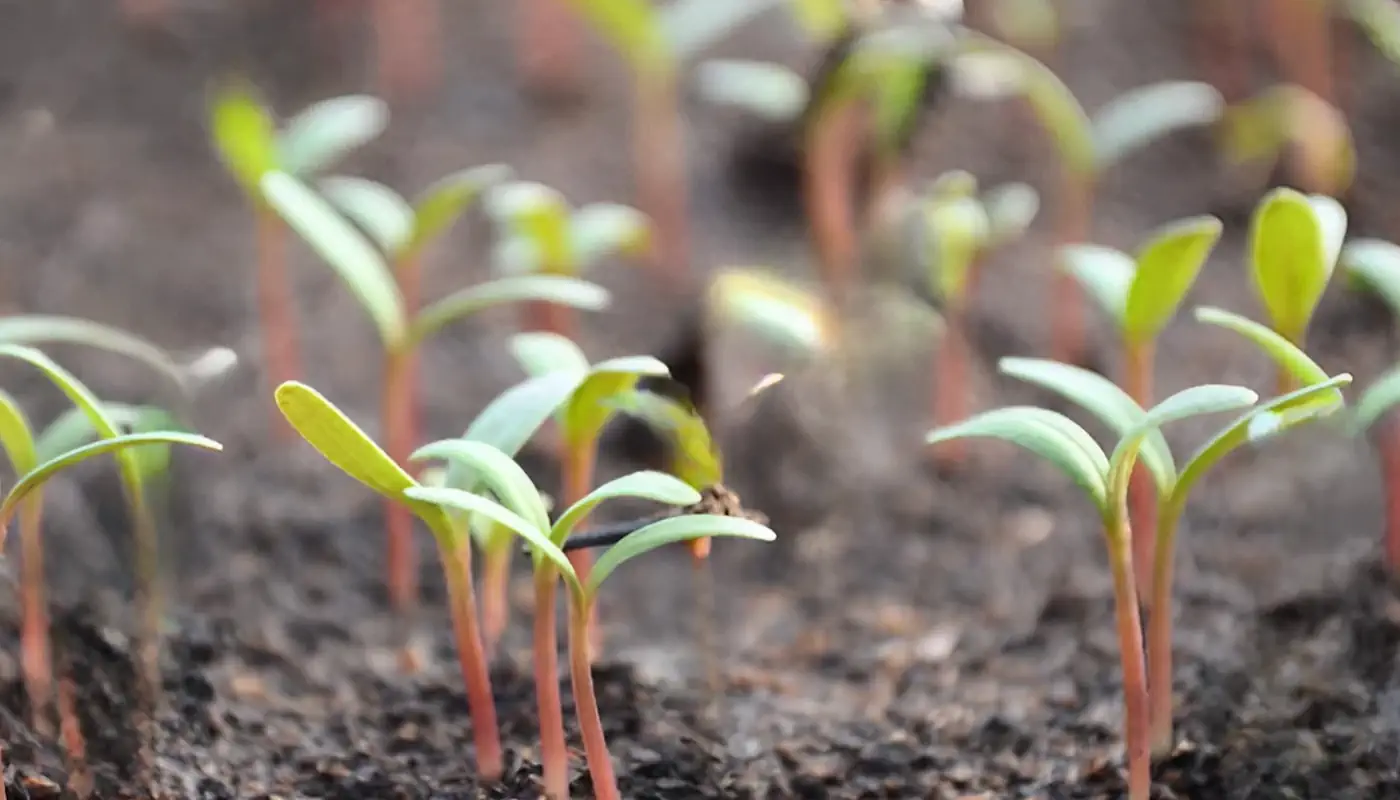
[1,0,1400,798]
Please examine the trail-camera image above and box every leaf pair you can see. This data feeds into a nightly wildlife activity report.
[1062,216,1222,345]
[486,182,651,278]
[1248,188,1347,345]
[920,171,1039,301]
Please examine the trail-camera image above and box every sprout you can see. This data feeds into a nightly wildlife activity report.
[1061,215,1223,588]
[274,381,505,782]
[0,346,220,738]
[259,170,612,628]
[404,468,774,800]
[208,83,388,438]
[1245,188,1347,391]
[1221,85,1354,196]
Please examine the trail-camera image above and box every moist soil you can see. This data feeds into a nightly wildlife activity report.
[1,0,1399,798]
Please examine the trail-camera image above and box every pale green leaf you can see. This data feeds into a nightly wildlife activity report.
[260,171,406,346]
[662,0,785,61]
[925,406,1109,509]
[1060,245,1133,325]
[1350,0,1400,65]
[0,390,35,476]
[1091,81,1225,167]
[402,485,578,587]
[1194,306,1331,388]
[930,170,979,199]
[485,181,573,274]
[927,195,990,300]
[409,439,551,532]
[410,164,512,251]
[0,315,187,394]
[1356,365,1400,431]
[274,381,420,503]
[787,0,849,40]
[1107,383,1258,501]
[1248,187,1335,342]
[511,331,592,377]
[209,80,278,195]
[409,275,610,346]
[570,203,651,268]
[276,95,389,176]
[693,59,809,122]
[565,0,670,74]
[585,514,775,596]
[610,390,722,488]
[35,403,163,463]
[708,268,832,355]
[319,176,414,256]
[564,357,671,445]
[984,182,1040,246]
[1309,195,1348,281]
[551,470,701,546]
[1122,215,1222,342]
[1341,237,1400,316]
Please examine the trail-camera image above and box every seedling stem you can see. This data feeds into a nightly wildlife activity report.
[256,204,300,441]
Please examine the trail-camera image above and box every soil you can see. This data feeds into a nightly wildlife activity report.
[1,0,1400,798]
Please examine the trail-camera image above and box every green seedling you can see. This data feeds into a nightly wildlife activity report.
[998,352,1348,762]
[929,375,1263,800]
[273,381,505,782]
[506,331,671,661]
[405,468,774,800]
[1338,238,1400,575]
[1221,85,1355,197]
[209,82,388,438]
[0,346,220,741]
[1245,187,1347,392]
[1061,215,1223,592]
[259,170,611,628]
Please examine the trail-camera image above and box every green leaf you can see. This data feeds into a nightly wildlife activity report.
[1060,245,1133,325]
[564,357,671,444]
[708,268,833,355]
[319,176,415,256]
[275,95,389,176]
[868,54,930,153]
[565,0,670,75]
[998,356,1176,492]
[570,203,651,268]
[1355,365,1400,431]
[984,182,1040,246]
[511,332,593,377]
[408,275,610,346]
[1091,81,1225,168]
[925,406,1110,510]
[661,0,785,61]
[787,0,849,40]
[410,164,512,251]
[611,390,722,487]
[0,390,36,477]
[402,485,579,587]
[0,315,187,394]
[1341,237,1400,316]
[1248,187,1340,343]
[1194,306,1332,389]
[693,59,810,122]
[259,171,406,346]
[1176,374,1352,501]
[0,345,122,444]
[410,439,551,532]
[551,470,701,546]
[1122,215,1222,343]
[1350,0,1400,66]
[926,194,990,301]
[209,79,278,195]
[35,403,162,463]
[585,514,775,596]
[485,182,574,274]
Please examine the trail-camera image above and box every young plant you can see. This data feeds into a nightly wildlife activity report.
[209,83,388,438]
[1245,187,1347,392]
[405,471,775,800]
[998,351,1349,759]
[0,346,220,739]
[1220,85,1355,197]
[928,376,1260,800]
[273,381,504,782]
[259,170,612,630]
[506,331,671,660]
[1060,215,1223,592]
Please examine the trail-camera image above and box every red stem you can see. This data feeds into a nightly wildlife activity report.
[57,675,92,798]
[441,538,504,781]
[804,99,864,308]
[1051,173,1092,364]
[534,570,570,800]
[569,599,620,800]
[19,495,51,738]
[371,0,441,100]
[481,547,514,662]
[1147,497,1186,758]
[517,0,583,98]
[635,72,691,294]
[564,438,601,662]
[1107,519,1152,800]
[1194,0,1251,102]
[1125,340,1158,601]
[1382,417,1400,576]
[256,207,301,441]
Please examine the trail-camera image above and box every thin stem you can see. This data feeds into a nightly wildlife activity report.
[932,287,975,468]
[255,206,300,441]
[568,598,620,800]
[440,537,504,781]
[1106,515,1151,800]
[635,70,691,294]
[482,546,514,662]
[383,347,419,646]
[533,568,570,800]
[1381,417,1400,576]
[517,0,583,99]
[371,0,441,100]
[1051,173,1093,364]
[18,494,51,737]
[57,673,91,798]
[804,98,864,308]
[564,436,601,662]
[1125,339,1158,600]
[1147,494,1187,758]
[125,482,160,793]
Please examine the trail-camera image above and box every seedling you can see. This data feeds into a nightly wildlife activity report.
[259,170,612,627]
[506,331,671,660]
[273,381,504,782]
[1245,188,1347,392]
[1221,85,1355,197]
[405,472,774,800]
[209,83,388,437]
[1061,215,1223,592]
[0,346,220,740]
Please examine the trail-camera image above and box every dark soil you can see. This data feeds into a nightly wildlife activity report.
[1,0,1400,798]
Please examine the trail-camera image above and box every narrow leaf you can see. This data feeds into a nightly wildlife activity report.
[611,390,722,487]
[0,389,36,476]
[0,315,187,394]
[552,470,701,546]
[926,195,990,301]
[1122,215,1222,342]
[402,485,579,587]
[260,171,406,346]
[276,95,389,176]
[565,357,671,443]
[1194,306,1331,388]
[319,176,415,256]
[1091,81,1225,167]
[570,203,651,268]
[511,332,592,377]
[209,79,278,194]
[1248,187,1335,342]
[410,164,512,251]
[1356,365,1400,432]
[708,268,833,355]
[410,439,551,532]
[586,514,775,596]
[35,402,160,463]
[409,276,610,345]
[693,59,810,121]
[1107,383,1258,499]
[1059,245,1133,326]
[662,0,785,61]
[1341,237,1400,316]
[274,381,418,501]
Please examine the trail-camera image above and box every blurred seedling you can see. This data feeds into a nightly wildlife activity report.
[260,170,611,636]
[209,83,388,438]
[1061,214,1223,593]
[928,375,1263,800]
[1245,187,1347,392]
[274,381,504,782]
[1221,85,1355,198]
[998,352,1348,761]
[0,346,220,749]
[1258,0,1339,114]
[406,467,774,800]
